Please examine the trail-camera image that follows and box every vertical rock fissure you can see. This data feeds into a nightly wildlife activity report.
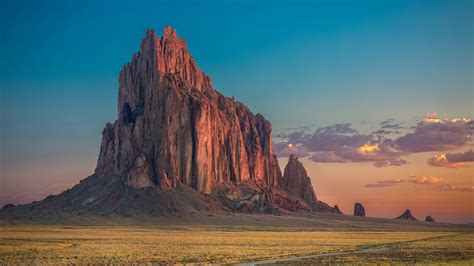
[94,26,331,212]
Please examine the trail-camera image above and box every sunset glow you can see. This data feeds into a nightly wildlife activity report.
[358,144,379,153]
[1,0,472,224]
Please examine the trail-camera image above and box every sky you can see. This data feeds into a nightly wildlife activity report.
[0,0,472,223]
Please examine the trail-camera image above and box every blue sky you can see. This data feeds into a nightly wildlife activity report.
[1,0,473,222]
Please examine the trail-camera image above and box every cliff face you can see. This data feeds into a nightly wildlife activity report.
[96,26,281,195]
[93,26,333,214]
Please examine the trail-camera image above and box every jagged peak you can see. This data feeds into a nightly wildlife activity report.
[284,154,307,177]
[162,25,177,39]
[134,26,210,91]
[282,154,317,203]
[396,209,418,220]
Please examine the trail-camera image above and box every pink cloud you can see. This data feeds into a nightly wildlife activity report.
[363,178,405,188]
[396,117,472,152]
[427,149,474,168]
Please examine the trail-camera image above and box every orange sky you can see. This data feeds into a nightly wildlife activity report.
[277,151,473,224]
[1,146,471,224]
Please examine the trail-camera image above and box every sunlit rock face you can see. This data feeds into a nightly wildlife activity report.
[95,26,334,213]
[96,26,281,194]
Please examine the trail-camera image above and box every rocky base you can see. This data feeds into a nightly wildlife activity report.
[0,173,334,223]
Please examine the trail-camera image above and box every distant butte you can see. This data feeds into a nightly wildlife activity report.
[354,203,366,217]
[396,209,418,220]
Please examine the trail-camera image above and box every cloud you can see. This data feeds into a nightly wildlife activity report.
[309,151,349,163]
[273,113,473,165]
[373,159,408,168]
[274,143,310,158]
[408,176,473,193]
[363,176,473,193]
[314,123,359,135]
[439,185,474,192]
[409,176,444,185]
[381,123,404,130]
[427,149,474,168]
[275,123,404,163]
[395,116,473,153]
[364,178,405,188]
[285,123,317,131]
[380,119,395,125]
[425,112,438,119]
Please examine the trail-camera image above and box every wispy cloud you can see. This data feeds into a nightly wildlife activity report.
[363,176,473,193]
[409,176,444,185]
[363,178,405,188]
[274,142,310,158]
[408,176,473,193]
[373,159,408,168]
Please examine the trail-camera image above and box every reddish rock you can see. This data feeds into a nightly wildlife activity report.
[94,26,333,213]
[96,26,281,193]
[333,205,343,214]
[353,202,365,216]
[395,209,418,220]
[281,155,317,203]
[425,216,435,222]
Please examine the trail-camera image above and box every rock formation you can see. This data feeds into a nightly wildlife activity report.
[96,26,281,194]
[333,205,343,214]
[0,26,334,221]
[92,26,333,214]
[281,155,317,203]
[395,209,418,220]
[353,203,365,216]
[1,204,15,210]
[425,216,435,222]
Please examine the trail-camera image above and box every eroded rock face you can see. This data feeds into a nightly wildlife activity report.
[92,26,335,214]
[396,209,418,220]
[333,205,343,214]
[95,26,282,195]
[354,202,365,216]
[281,155,317,203]
[425,216,435,222]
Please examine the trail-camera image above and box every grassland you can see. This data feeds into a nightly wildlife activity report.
[0,226,472,264]
[273,232,474,265]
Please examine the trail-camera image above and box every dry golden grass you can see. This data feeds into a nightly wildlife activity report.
[269,232,474,265]
[0,226,466,264]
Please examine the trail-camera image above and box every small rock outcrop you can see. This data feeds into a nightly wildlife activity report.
[1,204,15,210]
[425,216,435,222]
[353,203,365,216]
[333,205,343,214]
[396,209,418,220]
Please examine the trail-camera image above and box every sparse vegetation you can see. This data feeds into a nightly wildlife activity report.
[275,232,474,265]
[0,226,471,264]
